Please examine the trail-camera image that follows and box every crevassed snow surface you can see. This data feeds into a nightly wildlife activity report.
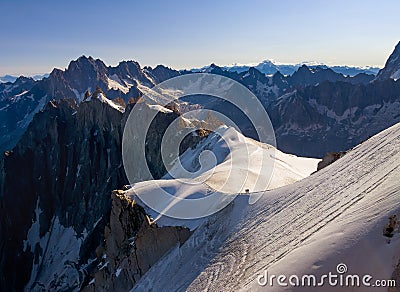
[126,126,319,229]
[131,123,400,292]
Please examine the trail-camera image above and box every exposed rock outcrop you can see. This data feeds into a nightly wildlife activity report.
[83,191,190,291]
[317,151,347,171]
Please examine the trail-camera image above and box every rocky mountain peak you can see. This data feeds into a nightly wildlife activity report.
[66,56,108,82]
[374,41,400,81]
[259,59,275,66]
[67,55,106,73]
[144,65,180,83]
[14,76,35,84]
[288,64,351,87]
[113,60,142,77]
[205,63,224,74]
[248,66,263,76]
[298,64,312,73]
[272,70,285,80]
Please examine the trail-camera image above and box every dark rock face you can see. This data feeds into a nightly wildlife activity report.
[0,97,126,291]
[0,76,39,151]
[375,41,400,81]
[83,191,190,291]
[144,65,180,83]
[0,76,37,100]
[0,56,156,153]
[0,94,201,291]
[267,79,400,157]
[287,65,374,87]
[42,56,151,103]
[288,65,341,86]
[317,151,347,171]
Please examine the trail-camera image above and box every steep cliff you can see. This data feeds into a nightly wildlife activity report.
[83,191,190,291]
[0,93,200,291]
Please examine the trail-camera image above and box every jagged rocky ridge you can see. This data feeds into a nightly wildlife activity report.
[267,78,400,156]
[0,57,180,153]
[193,59,380,76]
[0,53,377,155]
[0,91,202,291]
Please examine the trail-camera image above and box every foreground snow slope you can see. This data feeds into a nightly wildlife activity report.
[126,126,319,227]
[131,123,400,291]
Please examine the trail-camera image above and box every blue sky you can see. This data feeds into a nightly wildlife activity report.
[0,0,399,75]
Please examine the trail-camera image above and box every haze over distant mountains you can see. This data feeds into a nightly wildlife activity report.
[0,60,380,84]
[0,74,49,83]
[191,60,380,76]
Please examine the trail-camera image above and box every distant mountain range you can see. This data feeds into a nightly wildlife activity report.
[0,61,380,85]
[191,60,381,76]
[0,44,398,157]
[0,55,379,155]
[0,74,49,83]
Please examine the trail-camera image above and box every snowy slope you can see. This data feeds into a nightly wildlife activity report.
[23,200,88,291]
[85,92,125,113]
[131,123,400,291]
[126,126,319,227]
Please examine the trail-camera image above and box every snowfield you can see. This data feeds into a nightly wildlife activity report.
[126,126,319,227]
[130,123,400,291]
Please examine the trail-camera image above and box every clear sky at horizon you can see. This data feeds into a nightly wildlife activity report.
[0,0,399,75]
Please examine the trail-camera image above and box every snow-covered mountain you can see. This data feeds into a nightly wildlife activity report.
[0,56,179,153]
[0,75,18,83]
[0,57,393,159]
[131,122,400,292]
[0,44,398,162]
[84,125,320,290]
[267,78,400,157]
[183,61,398,157]
[0,94,319,291]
